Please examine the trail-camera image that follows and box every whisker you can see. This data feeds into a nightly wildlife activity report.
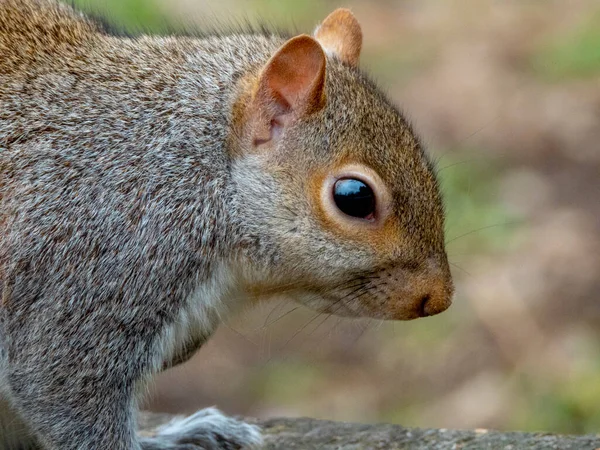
[320,273,377,292]
[348,320,372,347]
[270,286,362,361]
[261,299,290,327]
[449,262,471,276]
[437,157,481,173]
[270,312,324,359]
[222,324,259,347]
[325,317,345,340]
[449,80,528,149]
[374,319,385,332]
[348,286,377,304]
[327,283,371,309]
[243,272,379,301]
[324,279,373,296]
[456,115,501,146]
[445,221,519,245]
[307,312,333,337]
[260,305,301,329]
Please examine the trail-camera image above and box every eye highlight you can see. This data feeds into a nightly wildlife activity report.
[333,178,376,219]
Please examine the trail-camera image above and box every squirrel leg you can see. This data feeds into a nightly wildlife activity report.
[3,320,260,450]
[5,352,262,450]
[5,353,262,450]
[5,369,141,449]
[140,408,262,450]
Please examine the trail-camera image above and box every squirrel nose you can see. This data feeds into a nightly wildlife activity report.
[417,287,451,317]
[415,267,453,317]
[384,257,454,320]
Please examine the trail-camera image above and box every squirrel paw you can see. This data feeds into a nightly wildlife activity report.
[142,407,263,450]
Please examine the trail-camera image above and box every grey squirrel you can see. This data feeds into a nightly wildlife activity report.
[0,1,454,449]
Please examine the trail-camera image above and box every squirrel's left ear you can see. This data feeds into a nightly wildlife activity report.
[314,8,362,67]
[249,35,326,147]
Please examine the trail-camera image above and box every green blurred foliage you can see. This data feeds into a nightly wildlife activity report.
[531,11,600,81]
[72,0,329,34]
[439,152,518,257]
[511,359,600,434]
[362,45,437,86]
[72,0,170,32]
[230,0,329,28]
[250,361,324,405]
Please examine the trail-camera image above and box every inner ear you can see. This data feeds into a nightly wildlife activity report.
[250,34,326,147]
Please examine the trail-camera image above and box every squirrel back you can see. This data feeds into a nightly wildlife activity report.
[0,2,453,449]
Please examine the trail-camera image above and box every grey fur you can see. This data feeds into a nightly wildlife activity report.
[141,408,262,450]
[0,1,452,449]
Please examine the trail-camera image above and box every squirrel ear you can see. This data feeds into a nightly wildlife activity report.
[251,34,326,146]
[314,8,362,67]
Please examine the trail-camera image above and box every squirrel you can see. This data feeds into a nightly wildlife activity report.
[0,1,454,449]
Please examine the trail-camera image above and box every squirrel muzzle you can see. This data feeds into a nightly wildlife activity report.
[356,257,454,321]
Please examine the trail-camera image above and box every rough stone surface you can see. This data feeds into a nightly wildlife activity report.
[139,412,600,449]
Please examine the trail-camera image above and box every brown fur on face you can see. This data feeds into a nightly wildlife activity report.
[232,12,452,320]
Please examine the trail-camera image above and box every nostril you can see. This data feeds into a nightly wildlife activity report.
[419,286,452,317]
[418,294,431,317]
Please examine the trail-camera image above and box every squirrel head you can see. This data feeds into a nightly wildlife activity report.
[230,9,453,320]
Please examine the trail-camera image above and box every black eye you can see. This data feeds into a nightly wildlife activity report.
[333,178,376,219]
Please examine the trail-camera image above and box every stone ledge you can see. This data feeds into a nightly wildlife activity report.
[140,412,600,449]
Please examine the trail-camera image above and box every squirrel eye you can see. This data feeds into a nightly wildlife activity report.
[333,178,376,219]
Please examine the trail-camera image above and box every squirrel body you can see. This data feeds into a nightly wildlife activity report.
[0,1,453,449]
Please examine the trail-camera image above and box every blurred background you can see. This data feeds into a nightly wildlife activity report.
[75,0,600,434]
